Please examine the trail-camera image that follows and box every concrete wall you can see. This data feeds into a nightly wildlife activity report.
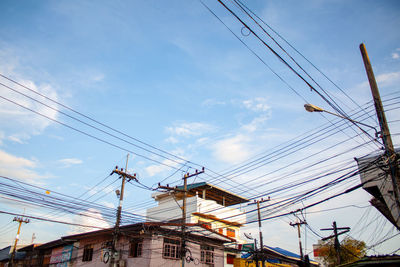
[147,195,246,225]
[60,232,225,267]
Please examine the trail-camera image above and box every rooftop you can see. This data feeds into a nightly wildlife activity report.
[157,182,249,206]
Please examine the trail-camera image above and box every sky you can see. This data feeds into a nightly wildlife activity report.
[0,0,400,260]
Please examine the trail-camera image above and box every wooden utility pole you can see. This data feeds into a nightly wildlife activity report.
[360,43,400,226]
[290,220,307,261]
[157,167,204,267]
[110,155,137,267]
[249,197,270,267]
[321,221,350,265]
[10,216,29,266]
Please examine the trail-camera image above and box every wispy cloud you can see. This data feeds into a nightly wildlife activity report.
[242,97,270,112]
[392,48,400,60]
[7,133,31,144]
[164,136,179,144]
[166,122,215,138]
[201,98,226,107]
[241,114,270,133]
[0,54,60,143]
[376,71,400,85]
[58,158,83,168]
[357,71,400,90]
[91,72,105,82]
[145,159,179,177]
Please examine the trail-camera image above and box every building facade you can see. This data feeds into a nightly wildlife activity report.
[13,222,232,267]
[146,182,249,266]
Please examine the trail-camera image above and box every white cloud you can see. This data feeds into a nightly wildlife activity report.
[357,71,400,91]
[0,149,36,168]
[392,52,399,59]
[58,158,83,168]
[0,49,60,143]
[212,135,251,164]
[242,115,270,133]
[0,131,4,145]
[242,97,270,112]
[375,71,400,85]
[145,159,179,177]
[68,208,111,234]
[102,201,115,209]
[166,122,214,137]
[0,149,44,181]
[165,136,179,144]
[0,77,59,141]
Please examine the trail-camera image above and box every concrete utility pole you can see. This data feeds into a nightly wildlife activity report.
[10,216,30,266]
[249,197,270,267]
[290,220,307,261]
[110,155,137,267]
[360,43,400,226]
[321,221,350,265]
[157,167,205,267]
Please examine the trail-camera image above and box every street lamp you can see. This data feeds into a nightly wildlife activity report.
[304,104,379,138]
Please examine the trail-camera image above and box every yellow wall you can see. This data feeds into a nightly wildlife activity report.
[233,258,291,267]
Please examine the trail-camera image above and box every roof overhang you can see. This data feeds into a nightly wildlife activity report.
[192,212,243,227]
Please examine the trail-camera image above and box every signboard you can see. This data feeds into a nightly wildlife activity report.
[313,244,326,257]
[242,243,255,252]
[49,245,73,267]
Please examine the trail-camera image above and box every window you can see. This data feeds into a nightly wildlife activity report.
[227,254,236,264]
[129,239,143,258]
[200,245,214,264]
[82,245,93,262]
[227,228,236,238]
[163,238,180,259]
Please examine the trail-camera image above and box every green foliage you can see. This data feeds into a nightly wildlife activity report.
[319,237,366,266]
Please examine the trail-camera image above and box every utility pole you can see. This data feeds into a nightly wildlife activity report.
[248,197,270,267]
[321,221,350,265]
[110,155,137,267]
[10,216,29,266]
[289,220,307,261]
[360,43,400,226]
[157,167,205,267]
[31,233,36,244]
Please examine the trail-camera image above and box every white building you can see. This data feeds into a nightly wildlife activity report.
[147,182,249,266]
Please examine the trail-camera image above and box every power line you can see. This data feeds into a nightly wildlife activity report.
[0,73,200,169]
[0,210,107,229]
[0,93,183,171]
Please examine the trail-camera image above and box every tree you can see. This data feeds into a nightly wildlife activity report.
[319,237,366,266]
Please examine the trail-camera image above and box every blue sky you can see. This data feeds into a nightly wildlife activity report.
[0,0,400,258]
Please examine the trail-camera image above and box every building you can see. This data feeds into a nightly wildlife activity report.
[146,182,249,266]
[355,149,400,230]
[0,245,28,267]
[11,222,232,267]
[235,246,319,267]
